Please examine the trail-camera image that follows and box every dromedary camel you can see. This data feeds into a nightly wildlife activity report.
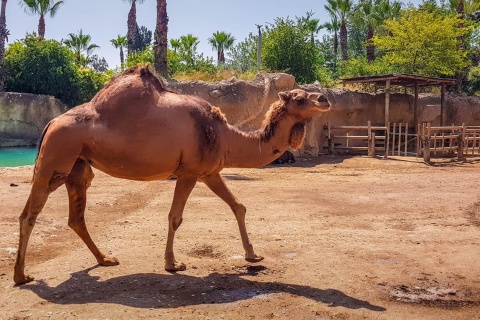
[14,65,330,285]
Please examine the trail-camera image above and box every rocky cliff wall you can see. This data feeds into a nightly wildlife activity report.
[0,92,67,147]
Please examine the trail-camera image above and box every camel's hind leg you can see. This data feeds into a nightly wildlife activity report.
[164,175,197,271]
[202,173,264,263]
[65,159,119,267]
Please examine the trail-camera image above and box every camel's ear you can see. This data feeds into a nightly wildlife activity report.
[278,91,290,102]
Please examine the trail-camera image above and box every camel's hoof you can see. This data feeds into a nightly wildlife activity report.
[14,274,35,285]
[98,256,119,266]
[165,261,187,272]
[245,254,264,263]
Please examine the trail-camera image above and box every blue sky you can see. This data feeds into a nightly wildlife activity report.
[7,0,422,69]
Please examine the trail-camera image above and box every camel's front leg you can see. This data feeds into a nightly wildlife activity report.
[164,175,197,271]
[14,189,50,284]
[202,173,264,263]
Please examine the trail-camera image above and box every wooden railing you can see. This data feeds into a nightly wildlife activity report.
[326,121,389,157]
[325,121,480,161]
[421,123,480,162]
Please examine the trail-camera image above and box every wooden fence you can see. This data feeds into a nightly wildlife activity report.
[421,123,480,162]
[326,121,389,157]
[325,122,480,161]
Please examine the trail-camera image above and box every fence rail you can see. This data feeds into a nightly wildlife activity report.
[325,121,480,161]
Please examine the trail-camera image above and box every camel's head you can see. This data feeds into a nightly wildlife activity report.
[279,89,330,120]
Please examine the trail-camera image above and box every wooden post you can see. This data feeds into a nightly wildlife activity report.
[440,83,445,126]
[414,82,418,133]
[405,123,409,156]
[392,123,396,156]
[368,132,375,157]
[385,122,390,158]
[398,123,402,156]
[385,79,390,130]
[417,123,421,157]
[367,120,372,156]
[457,133,464,160]
[423,123,431,163]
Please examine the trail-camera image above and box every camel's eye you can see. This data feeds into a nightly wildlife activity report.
[294,96,306,104]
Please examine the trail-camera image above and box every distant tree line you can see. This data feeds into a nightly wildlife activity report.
[2,0,480,108]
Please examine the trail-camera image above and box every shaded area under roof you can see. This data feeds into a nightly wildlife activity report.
[341,73,456,87]
[341,74,457,131]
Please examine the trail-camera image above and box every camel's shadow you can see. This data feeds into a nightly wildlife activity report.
[19,266,386,311]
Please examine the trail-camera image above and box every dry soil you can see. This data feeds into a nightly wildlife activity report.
[1,155,480,320]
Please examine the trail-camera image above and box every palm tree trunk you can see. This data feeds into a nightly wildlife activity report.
[38,14,45,38]
[333,31,338,56]
[127,1,137,54]
[154,0,169,78]
[340,20,348,60]
[220,50,225,64]
[120,47,125,71]
[0,0,7,92]
[366,24,375,63]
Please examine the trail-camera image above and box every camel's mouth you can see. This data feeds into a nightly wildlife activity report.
[314,101,331,112]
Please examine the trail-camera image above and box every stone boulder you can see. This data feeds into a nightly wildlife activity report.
[168,73,297,131]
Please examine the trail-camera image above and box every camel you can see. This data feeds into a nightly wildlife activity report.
[13,65,330,285]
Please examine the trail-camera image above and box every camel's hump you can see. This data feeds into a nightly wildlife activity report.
[104,64,168,92]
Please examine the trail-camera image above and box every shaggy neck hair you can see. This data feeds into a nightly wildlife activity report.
[258,99,306,150]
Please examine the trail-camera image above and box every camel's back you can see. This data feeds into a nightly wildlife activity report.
[70,66,230,179]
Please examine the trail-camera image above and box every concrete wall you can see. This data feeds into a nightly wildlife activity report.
[0,92,67,147]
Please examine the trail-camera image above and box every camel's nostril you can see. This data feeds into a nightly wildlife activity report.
[318,95,329,103]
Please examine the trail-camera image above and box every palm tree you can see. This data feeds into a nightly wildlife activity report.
[111,35,128,70]
[208,31,235,65]
[153,0,168,78]
[0,0,8,91]
[325,0,354,61]
[353,0,379,62]
[170,38,180,53]
[63,29,99,66]
[324,1,340,57]
[179,34,199,66]
[20,0,65,38]
[373,0,402,28]
[122,0,146,54]
[300,11,323,45]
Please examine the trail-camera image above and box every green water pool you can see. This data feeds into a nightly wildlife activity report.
[0,147,37,167]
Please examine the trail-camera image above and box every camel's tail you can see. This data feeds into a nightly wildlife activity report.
[32,121,53,182]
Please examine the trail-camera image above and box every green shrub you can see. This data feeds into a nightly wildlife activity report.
[5,35,108,107]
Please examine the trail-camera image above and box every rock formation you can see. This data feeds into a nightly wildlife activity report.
[0,93,67,147]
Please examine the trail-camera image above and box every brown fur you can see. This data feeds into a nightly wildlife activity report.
[289,123,306,150]
[260,100,288,142]
[13,69,331,285]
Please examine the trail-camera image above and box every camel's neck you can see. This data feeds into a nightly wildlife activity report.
[224,117,298,168]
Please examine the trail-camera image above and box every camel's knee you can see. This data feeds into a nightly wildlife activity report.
[49,171,68,192]
[169,216,183,231]
[68,217,86,232]
[232,203,246,219]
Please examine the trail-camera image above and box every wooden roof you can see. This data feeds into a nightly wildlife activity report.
[341,73,456,87]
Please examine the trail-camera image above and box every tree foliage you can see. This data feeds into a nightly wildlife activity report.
[373,8,471,76]
[4,35,108,107]
[262,17,320,84]
[227,32,258,72]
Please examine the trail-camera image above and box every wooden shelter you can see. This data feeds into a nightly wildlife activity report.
[341,74,456,132]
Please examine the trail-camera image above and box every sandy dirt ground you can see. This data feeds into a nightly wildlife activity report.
[1,155,480,320]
